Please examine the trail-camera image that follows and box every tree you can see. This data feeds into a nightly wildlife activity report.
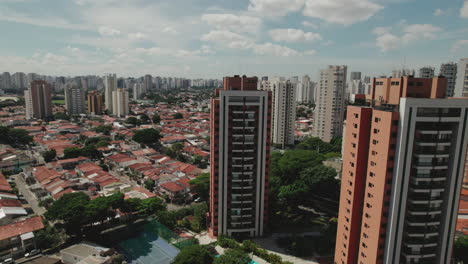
[152,114,161,124]
[213,249,250,264]
[139,197,166,215]
[125,116,141,126]
[42,149,56,162]
[45,192,90,234]
[93,124,113,136]
[35,225,61,250]
[81,145,101,159]
[63,147,82,159]
[144,179,155,191]
[54,112,70,120]
[172,245,214,264]
[132,128,161,145]
[189,173,210,201]
[173,113,183,119]
[454,235,468,263]
[139,114,150,124]
[0,126,33,147]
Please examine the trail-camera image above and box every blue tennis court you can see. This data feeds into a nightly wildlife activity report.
[119,231,180,264]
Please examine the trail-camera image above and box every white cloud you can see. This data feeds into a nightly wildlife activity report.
[248,0,305,17]
[461,1,468,18]
[201,30,254,49]
[162,26,177,34]
[303,0,383,25]
[135,47,169,56]
[452,40,468,52]
[201,13,261,33]
[200,45,215,55]
[373,24,442,52]
[252,43,300,56]
[269,28,322,43]
[128,32,148,41]
[98,26,120,37]
[302,21,318,29]
[304,49,317,55]
[434,8,445,16]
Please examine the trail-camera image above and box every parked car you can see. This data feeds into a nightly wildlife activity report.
[24,249,40,258]
[2,258,14,264]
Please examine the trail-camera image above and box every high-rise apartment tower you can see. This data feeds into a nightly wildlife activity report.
[208,75,271,238]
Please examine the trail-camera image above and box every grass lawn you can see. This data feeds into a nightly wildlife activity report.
[52,100,65,105]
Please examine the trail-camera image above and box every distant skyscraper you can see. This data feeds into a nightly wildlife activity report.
[104,74,117,113]
[144,74,152,93]
[24,80,53,120]
[334,76,468,264]
[64,84,85,115]
[266,79,297,148]
[313,65,347,142]
[439,62,457,97]
[12,72,27,90]
[133,83,143,100]
[455,58,468,97]
[1,72,11,89]
[87,91,103,115]
[419,66,435,78]
[296,75,315,103]
[350,72,362,81]
[392,68,415,78]
[112,88,129,117]
[209,75,271,238]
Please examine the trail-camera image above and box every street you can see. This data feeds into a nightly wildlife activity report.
[12,174,46,216]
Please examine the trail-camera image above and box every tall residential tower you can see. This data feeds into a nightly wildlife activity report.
[334,76,468,264]
[24,80,53,120]
[439,62,457,98]
[313,65,347,142]
[209,75,271,238]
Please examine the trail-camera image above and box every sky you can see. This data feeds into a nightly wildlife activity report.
[0,0,467,79]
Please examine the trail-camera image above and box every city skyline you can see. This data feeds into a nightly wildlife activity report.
[0,0,467,78]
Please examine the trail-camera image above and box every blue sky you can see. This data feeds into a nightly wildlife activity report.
[0,0,467,79]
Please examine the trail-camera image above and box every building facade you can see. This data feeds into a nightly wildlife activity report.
[334,76,468,264]
[270,80,296,148]
[313,65,347,142]
[418,66,435,78]
[87,91,103,115]
[296,75,315,103]
[64,84,85,115]
[209,75,271,238]
[454,58,468,97]
[104,74,117,113]
[350,72,362,81]
[24,80,53,120]
[144,74,152,93]
[112,88,129,117]
[439,62,457,98]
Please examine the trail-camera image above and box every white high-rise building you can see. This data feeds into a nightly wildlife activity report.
[104,74,117,113]
[1,72,11,89]
[112,88,129,117]
[439,62,457,98]
[313,65,347,142]
[392,68,415,78]
[454,58,468,97]
[133,83,143,100]
[64,84,85,115]
[296,75,315,103]
[419,66,435,78]
[350,72,362,81]
[265,79,297,148]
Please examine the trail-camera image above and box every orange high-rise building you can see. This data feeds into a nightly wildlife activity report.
[335,76,468,264]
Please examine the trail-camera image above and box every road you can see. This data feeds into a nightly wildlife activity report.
[12,174,46,216]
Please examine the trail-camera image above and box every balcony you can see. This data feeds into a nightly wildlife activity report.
[404,237,438,247]
[406,215,440,226]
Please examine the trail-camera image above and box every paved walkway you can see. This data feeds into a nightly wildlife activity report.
[12,174,46,216]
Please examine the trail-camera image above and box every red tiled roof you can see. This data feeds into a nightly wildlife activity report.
[57,156,89,165]
[0,199,22,208]
[34,166,61,184]
[0,172,12,192]
[161,182,185,193]
[177,177,191,188]
[0,216,44,240]
[53,188,74,200]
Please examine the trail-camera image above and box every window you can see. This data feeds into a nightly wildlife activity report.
[373,140,379,145]
[368,183,374,188]
[370,172,375,177]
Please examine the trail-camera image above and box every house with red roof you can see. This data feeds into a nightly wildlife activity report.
[0,216,44,257]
